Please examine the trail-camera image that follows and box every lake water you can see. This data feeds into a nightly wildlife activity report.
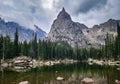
[0,62,120,84]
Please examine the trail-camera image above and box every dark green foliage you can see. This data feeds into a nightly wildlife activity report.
[0,35,14,59]
[0,23,120,60]
[115,23,120,58]
[0,35,3,59]
[103,23,120,59]
[31,32,38,59]
[13,28,20,57]
[21,41,29,56]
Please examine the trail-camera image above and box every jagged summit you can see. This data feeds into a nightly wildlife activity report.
[0,17,5,23]
[48,8,88,47]
[57,7,71,20]
[48,7,120,48]
[62,7,65,12]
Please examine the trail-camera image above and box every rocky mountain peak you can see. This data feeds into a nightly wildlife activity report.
[0,17,2,21]
[57,7,71,20]
[62,7,65,12]
[48,8,88,47]
[107,18,116,22]
[48,8,120,48]
[34,25,46,36]
[0,17,5,24]
[98,19,120,32]
[34,25,41,31]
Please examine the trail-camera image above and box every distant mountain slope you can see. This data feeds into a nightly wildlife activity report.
[0,18,46,41]
[82,19,120,46]
[48,8,120,48]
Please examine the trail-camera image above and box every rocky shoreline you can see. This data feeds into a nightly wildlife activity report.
[0,56,78,68]
[0,56,120,73]
[87,58,120,66]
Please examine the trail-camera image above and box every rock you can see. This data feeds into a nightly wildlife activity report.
[55,71,58,73]
[44,61,51,66]
[56,77,64,81]
[81,77,94,84]
[13,56,32,66]
[108,61,120,66]
[117,68,120,70]
[19,81,29,84]
[14,66,25,69]
[13,56,31,61]
[1,62,8,67]
[95,61,104,65]
[115,80,120,84]
[8,63,12,67]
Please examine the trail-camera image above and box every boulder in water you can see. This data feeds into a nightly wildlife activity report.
[19,81,29,84]
[115,80,120,84]
[81,77,94,84]
[56,77,64,81]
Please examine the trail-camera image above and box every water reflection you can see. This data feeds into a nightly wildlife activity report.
[0,62,120,84]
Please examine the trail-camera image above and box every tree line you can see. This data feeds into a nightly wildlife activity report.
[0,23,120,60]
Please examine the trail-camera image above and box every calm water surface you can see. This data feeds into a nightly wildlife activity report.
[0,62,120,84]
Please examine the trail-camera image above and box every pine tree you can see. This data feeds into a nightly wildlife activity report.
[4,36,11,59]
[14,28,19,57]
[0,35,3,59]
[21,41,29,56]
[31,32,38,59]
[105,33,109,60]
[117,23,120,57]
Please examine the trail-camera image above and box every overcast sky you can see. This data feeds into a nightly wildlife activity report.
[0,0,120,33]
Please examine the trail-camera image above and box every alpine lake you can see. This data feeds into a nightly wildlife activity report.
[0,62,120,84]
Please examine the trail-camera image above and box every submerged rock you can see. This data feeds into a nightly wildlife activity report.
[56,77,64,81]
[81,77,94,84]
[1,62,8,67]
[115,80,120,84]
[19,81,29,84]
[117,68,120,70]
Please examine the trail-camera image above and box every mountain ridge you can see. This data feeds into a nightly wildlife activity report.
[0,17,46,41]
[48,8,120,48]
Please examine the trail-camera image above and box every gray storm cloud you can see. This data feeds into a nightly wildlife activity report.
[75,0,107,14]
[0,0,120,33]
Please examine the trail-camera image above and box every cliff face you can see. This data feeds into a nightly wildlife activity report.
[48,8,89,48]
[48,8,120,48]
[82,19,120,46]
